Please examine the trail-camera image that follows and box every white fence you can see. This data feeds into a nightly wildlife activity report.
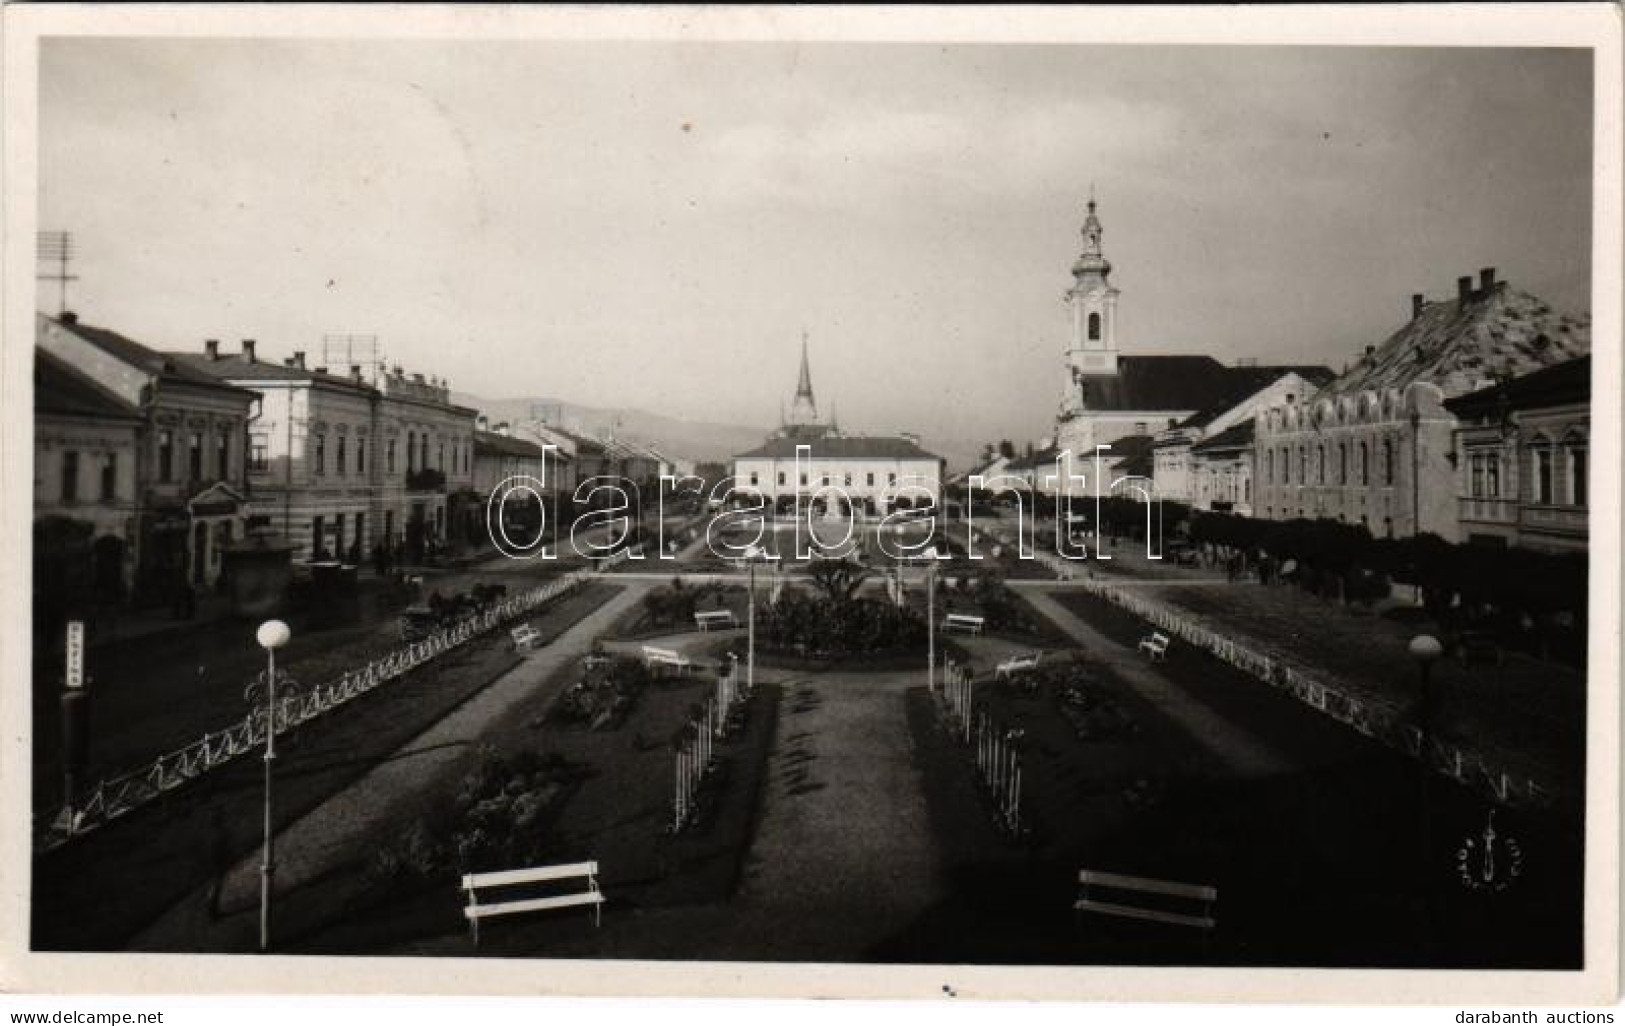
[671,660,746,833]
[1064,573,1554,810]
[40,573,586,851]
[940,659,1024,836]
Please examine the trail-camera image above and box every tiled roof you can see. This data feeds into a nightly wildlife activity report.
[36,348,143,421]
[474,430,550,459]
[1321,284,1589,399]
[735,434,942,461]
[46,316,256,397]
[1191,418,1255,455]
[1443,355,1591,417]
[1076,355,1232,412]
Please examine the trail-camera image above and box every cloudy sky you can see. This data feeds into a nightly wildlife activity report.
[39,39,1593,457]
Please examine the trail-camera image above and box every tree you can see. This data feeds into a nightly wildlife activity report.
[806,557,869,605]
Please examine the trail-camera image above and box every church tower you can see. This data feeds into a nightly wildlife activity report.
[1064,193,1120,379]
[788,330,819,426]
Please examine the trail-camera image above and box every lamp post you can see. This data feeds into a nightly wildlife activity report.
[743,544,766,695]
[922,545,940,693]
[254,618,291,953]
[1408,632,1443,954]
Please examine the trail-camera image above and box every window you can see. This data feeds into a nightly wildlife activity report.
[1359,442,1369,485]
[1134,421,1147,435]
[799,473,807,486]
[1383,440,1394,485]
[1568,441,1588,507]
[358,437,367,475]
[1281,447,1290,485]
[100,453,117,500]
[217,432,230,479]
[439,443,445,469]
[420,435,429,471]
[1383,516,1393,538]
[250,436,268,472]
[61,450,79,502]
[188,432,203,482]
[1534,445,1554,504]
[314,434,326,476]
[387,439,397,474]
[867,472,875,487]
[158,429,174,483]
[749,472,759,486]
[844,472,852,487]
[1487,456,1499,498]
[777,471,786,486]
[1087,311,1101,341]
[1316,445,1326,485]
[1265,449,1273,484]
[1298,447,1306,484]
[1338,443,1347,485]
[888,472,897,485]
[337,436,348,477]
[406,432,415,472]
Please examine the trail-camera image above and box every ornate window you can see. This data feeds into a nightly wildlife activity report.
[1087,312,1101,341]
[1532,441,1554,504]
[1566,434,1588,507]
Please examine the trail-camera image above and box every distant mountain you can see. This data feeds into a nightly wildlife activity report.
[454,392,988,471]
[453,392,771,465]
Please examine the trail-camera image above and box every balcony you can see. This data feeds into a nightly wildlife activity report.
[1457,496,1517,525]
[405,467,446,492]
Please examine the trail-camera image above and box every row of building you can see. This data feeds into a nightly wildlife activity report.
[34,313,673,608]
[975,200,1592,553]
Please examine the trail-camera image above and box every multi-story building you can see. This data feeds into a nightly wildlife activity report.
[171,343,479,564]
[33,348,144,617]
[1444,356,1590,552]
[36,314,259,601]
[1253,269,1590,540]
[1188,419,1257,514]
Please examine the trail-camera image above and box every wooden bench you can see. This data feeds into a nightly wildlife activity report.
[693,610,738,632]
[642,645,694,676]
[1137,631,1171,662]
[462,860,604,945]
[1075,869,1216,933]
[510,625,542,652]
[942,613,985,635]
[995,652,1041,681]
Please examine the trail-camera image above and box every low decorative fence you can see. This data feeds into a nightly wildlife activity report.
[39,572,586,852]
[940,659,1024,836]
[1063,573,1554,811]
[670,660,746,833]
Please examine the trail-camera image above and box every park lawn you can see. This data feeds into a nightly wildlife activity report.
[298,672,782,956]
[32,581,623,952]
[1052,574,1584,807]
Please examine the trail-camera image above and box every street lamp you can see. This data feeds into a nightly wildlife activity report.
[254,618,291,953]
[922,545,940,693]
[1408,632,1443,954]
[743,544,767,695]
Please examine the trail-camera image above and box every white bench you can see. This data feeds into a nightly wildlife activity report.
[1075,869,1216,932]
[462,860,604,945]
[693,610,738,632]
[942,613,985,635]
[995,652,1041,680]
[510,625,542,652]
[1137,631,1171,662]
[642,645,694,676]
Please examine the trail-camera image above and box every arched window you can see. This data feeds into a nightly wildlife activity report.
[1565,432,1588,507]
[1265,449,1274,484]
[1317,445,1326,484]
[1359,441,1369,485]
[1298,447,1307,484]
[1338,443,1347,485]
[1382,439,1394,485]
[1087,312,1101,341]
[406,431,415,473]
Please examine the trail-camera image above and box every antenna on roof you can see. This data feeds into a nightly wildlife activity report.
[37,231,78,316]
[322,334,380,384]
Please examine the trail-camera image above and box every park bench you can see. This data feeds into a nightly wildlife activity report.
[462,860,604,945]
[1075,869,1217,933]
[942,613,985,635]
[995,651,1041,681]
[510,624,542,652]
[642,645,694,676]
[1137,631,1171,662]
[693,610,738,632]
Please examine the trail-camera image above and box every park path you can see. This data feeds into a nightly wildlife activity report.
[708,669,947,960]
[1017,590,1293,778]
[131,580,652,952]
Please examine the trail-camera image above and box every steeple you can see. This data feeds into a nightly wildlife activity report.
[1063,189,1121,385]
[788,330,819,426]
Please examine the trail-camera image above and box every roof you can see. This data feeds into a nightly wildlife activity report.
[1191,418,1256,455]
[474,430,549,459]
[1075,356,1231,412]
[735,434,943,461]
[1321,284,1589,400]
[1174,365,1337,429]
[1005,445,1061,472]
[1443,355,1591,418]
[1098,434,1157,458]
[44,316,256,398]
[35,348,143,422]
[166,351,377,395]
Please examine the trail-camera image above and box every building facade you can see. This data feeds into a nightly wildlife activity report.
[1253,269,1590,540]
[1445,356,1589,552]
[37,314,259,601]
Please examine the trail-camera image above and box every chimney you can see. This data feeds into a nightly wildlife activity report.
[495,421,510,436]
[1411,293,1425,319]
[350,364,363,382]
[1479,267,1496,294]
[1365,345,1376,359]
[315,366,328,375]
[283,357,296,368]
[292,351,306,370]
[413,373,425,384]
[205,339,220,361]
[60,310,79,325]
[242,339,257,362]
[477,415,489,432]
[1457,276,1473,303]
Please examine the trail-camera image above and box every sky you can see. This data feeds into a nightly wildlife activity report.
[38,39,1594,458]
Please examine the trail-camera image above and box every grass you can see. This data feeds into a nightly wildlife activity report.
[31,581,624,952]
